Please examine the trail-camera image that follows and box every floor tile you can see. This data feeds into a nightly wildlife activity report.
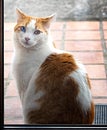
[65,31,101,40]
[71,52,104,64]
[91,80,107,88]
[4,23,16,31]
[4,31,13,41]
[4,65,11,79]
[85,65,106,79]
[54,41,63,49]
[51,31,63,40]
[65,41,102,51]
[4,22,107,124]
[4,41,14,51]
[51,22,64,30]
[105,40,107,49]
[103,22,107,30]
[4,97,23,124]
[66,22,99,30]
[94,98,107,104]
[4,52,13,64]
[4,119,24,124]
[91,80,107,97]
[104,31,107,39]
[5,80,18,97]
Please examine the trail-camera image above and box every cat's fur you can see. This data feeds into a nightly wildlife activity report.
[12,8,95,124]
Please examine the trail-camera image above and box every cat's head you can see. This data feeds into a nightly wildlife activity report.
[14,8,56,48]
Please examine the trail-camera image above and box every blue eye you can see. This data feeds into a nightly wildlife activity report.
[20,26,26,32]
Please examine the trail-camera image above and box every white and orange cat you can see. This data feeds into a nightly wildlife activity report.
[12,8,95,124]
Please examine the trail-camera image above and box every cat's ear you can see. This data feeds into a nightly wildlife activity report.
[16,8,27,23]
[47,13,56,23]
[42,13,56,29]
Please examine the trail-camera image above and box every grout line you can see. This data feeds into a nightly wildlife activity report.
[4,26,107,32]
[94,104,107,105]
[93,96,107,99]
[4,63,105,66]
[4,50,13,52]
[5,96,18,99]
[65,29,107,31]
[4,78,13,80]
[40,29,107,31]
[4,64,13,97]
[4,39,102,42]
[4,76,11,97]
[4,80,10,97]
[90,78,107,80]
[4,29,105,31]
[52,30,100,31]
[60,23,66,50]
[4,63,11,65]
[64,39,103,41]
[4,72,11,97]
[4,39,12,41]
[4,78,107,81]
[99,21,107,51]
[4,93,107,100]
[4,116,23,121]
[99,21,107,79]
[64,39,106,41]
[84,63,104,65]
[69,50,103,52]
[4,50,103,52]
[4,63,12,65]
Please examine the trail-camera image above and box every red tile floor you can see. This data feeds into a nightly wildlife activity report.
[4,21,107,124]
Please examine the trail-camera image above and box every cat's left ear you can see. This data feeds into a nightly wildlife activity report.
[16,8,27,23]
[42,13,56,29]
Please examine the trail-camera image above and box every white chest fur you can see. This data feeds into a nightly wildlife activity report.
[12,43,53,104]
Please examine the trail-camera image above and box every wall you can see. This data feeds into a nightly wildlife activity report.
[4,0,107,21]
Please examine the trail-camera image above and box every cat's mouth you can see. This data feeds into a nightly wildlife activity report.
[21,41,35,48]
[23,41,31,47]
[24,41,30,45]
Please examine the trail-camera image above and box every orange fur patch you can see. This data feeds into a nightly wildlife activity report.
[27,53,94,124]
[52,42,56,48]
[86,74,91,89]
[35,18,49,34]
[14,14,51,34]
[14,16,31,31]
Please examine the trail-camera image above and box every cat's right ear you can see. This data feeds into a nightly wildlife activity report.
[16,8,26,23]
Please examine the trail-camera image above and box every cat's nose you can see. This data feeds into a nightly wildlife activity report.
[25,37,30,41]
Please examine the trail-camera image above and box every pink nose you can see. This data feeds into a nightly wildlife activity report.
[25,37,30,41]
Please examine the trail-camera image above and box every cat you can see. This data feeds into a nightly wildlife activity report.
[12,8,95,124]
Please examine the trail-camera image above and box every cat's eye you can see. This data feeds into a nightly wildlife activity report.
[34,30,41,35]
[20,26,26,32]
